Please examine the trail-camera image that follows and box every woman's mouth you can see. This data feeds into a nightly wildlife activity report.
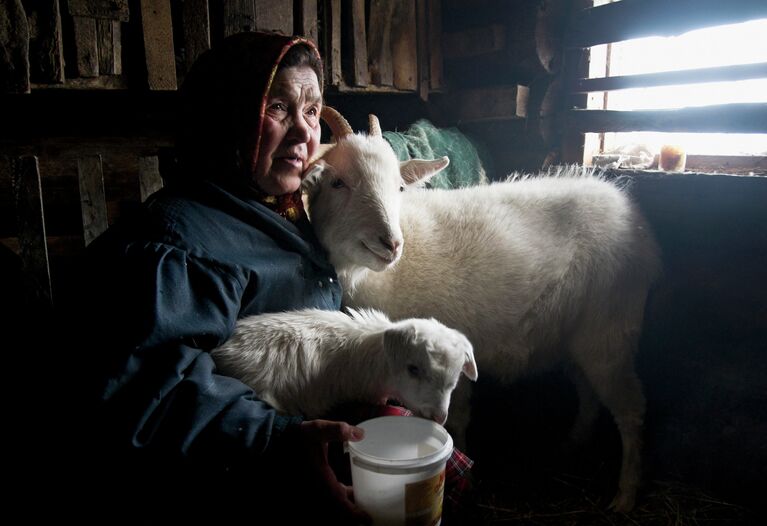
[276,156,303,168]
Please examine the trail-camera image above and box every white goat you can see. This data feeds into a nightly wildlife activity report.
[302,107,662,511]
[211,308,477,423]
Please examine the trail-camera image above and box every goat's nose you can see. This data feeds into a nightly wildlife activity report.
[379,236,401,253]
[432,411,448,425]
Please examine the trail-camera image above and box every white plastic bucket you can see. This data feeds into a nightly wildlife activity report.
[346,416,454,526]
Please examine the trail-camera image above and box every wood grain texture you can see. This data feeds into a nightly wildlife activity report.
[77,155,108,246]
[140,0,177,90]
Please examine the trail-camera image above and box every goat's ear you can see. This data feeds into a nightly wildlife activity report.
[400,156,450,187]
[462,343,478,381]
[383,325,416,363]
[302,160,326,192]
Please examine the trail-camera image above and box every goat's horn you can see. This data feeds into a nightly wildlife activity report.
[368,114,382,137]
[321,106,354,139]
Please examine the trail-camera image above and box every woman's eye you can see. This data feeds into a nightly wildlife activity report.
[306,106,319,116]
[270,102,287,111]
[407,365,420,378]
[331,179,346,189]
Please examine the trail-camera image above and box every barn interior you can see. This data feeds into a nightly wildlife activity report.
[2,1,766,524]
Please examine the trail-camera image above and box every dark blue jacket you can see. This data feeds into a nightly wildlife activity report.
[72,179,342,519]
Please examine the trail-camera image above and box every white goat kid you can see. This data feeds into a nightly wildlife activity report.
[302,107,662,511]
[211,308,477,423]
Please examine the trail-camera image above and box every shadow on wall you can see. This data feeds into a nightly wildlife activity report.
[632,172,767,510]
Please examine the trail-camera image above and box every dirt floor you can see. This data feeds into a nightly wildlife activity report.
[441,375,760,525]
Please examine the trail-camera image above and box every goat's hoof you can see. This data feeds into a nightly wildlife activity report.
[608,490,636,513]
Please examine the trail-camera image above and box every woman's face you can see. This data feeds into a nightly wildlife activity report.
[249,65,322,195]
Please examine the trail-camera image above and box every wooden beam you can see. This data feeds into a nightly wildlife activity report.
[77,155,108,246]
[348,0,368,86]
[566,103,767,134]
[96,19,121,75]
[67,0,129,21]
[574,62,767,93]
[391,0,417,91]
[223,0,255,38]
[427,0,443,91]
[567,0,767,48]
[416,0,428,100]
[25,0,66,84]
[11,156,52,305]
[138,155,164,202]
[0,0,30,93]
[367,0,394,86]
[323,0,342,87]
[443,24,505,60]
[72,15,98,77]
[296,0,318,44]
[182,0,210,71]
[454,85,529,123]
[253,0,292,35]
[140,0,177,90]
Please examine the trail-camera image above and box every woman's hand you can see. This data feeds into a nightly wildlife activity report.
[294,419,371,524]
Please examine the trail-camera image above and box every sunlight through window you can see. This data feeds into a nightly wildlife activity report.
[586,16,767,158]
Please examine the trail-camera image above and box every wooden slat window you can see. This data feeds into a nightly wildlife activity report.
[564,0,767,174]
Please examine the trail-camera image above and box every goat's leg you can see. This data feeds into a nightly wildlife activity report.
[567,365,602,445]
[571,334,645,512]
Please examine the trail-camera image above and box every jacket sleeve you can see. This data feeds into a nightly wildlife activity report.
[83,240,302,471]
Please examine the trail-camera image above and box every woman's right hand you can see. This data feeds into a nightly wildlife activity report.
[293,419,372,524]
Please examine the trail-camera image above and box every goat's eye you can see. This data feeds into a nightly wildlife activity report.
[399,185,405,192]
[331,178,346,189]
[407,364,420,378]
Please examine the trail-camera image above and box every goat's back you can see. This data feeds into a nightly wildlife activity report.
[344,174,660,371]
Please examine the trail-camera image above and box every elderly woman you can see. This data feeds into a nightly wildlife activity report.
[72,32,367,524]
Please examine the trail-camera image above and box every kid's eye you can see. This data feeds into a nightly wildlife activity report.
[400,185,405,192]
[407,364,420,378]
[331,178,346,189]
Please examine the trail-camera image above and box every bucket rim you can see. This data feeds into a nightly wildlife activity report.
[346,416,454,471]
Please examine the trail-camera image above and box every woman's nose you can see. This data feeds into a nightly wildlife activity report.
[288,113,311,143]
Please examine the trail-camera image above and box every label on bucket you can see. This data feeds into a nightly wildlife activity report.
[404,469,446,526]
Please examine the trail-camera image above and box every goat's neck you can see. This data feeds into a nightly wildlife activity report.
[336,266,371,297]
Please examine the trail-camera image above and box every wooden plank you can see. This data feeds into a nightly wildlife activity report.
[443,24,505,60]
[96,18,121,75]
[253,0,292,35]
[391,0,417,90]
[567,0,767,48]
[323,0,342,86]
[72,15,98,77]
[566,103,767,134]
[24,0,65,84]
[140,0,177,90]
[686,155,767,175]
[11,156,52,305]
[296,0,318,44]
[348,0,368,86]
[67,0,129,21]
[367,0,394,86]
[574,62,767,93]
[416,0,428,100]
[138,155,163,202]
[182,0,210,71]
[455,85,529,123]
[427,0,443,91]
[77,155,108,246]
[223,0,255,37]
[0,0,31,93]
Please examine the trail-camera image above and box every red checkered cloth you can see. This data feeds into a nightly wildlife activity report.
[331,403,474,509]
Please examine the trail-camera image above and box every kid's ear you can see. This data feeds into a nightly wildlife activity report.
[400,156,450,187]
